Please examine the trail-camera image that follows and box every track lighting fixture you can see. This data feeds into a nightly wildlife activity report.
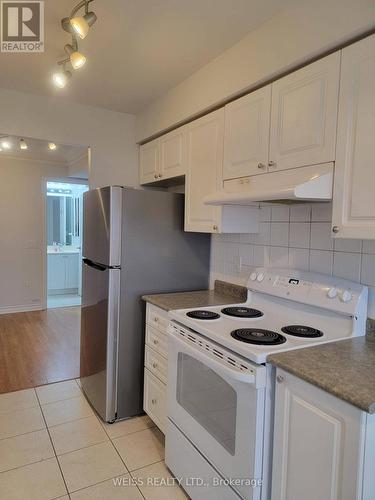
[53,0,97,88]
[70,11,97,39]
[20,138,28,150]
[52,65,72,88]
[64,43,86,70]
[48,143,57,151]
[1,138,11,150]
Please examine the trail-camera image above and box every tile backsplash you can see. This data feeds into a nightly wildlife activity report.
[210,203,375,317]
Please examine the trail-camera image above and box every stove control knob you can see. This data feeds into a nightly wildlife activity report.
[250,272,258,281]
[340,290,352,303]
[257,272,265,282]
[327,287,338,299]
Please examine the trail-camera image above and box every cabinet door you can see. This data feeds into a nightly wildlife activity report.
[269,52,340,172]
[65,254,79,289]
[272,369,364,500]
[139,139,159,184]
[332,35,375,239]
[184,109,223,233]
[223,85,271,180]
[159,126,186,180]
[47,254,66,291]
[143,368,166,433]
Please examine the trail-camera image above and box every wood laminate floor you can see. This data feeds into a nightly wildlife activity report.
[0,307,80,394]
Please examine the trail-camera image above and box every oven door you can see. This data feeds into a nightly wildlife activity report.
[168,325,266,500]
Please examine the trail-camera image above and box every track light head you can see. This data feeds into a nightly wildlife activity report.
[48,143,57,151]
[70,11,97,39]
[52,67,72,88]
[1,138,11,149]
[64,44,86,70]
[20,138,28,150]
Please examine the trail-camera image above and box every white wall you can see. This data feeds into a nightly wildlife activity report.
[211,203,375,318]
[136,0,375,141]
[0,156,68,313]
[68,152,89,179]
[0,88,138,188]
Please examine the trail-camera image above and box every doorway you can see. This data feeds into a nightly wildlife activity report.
[46,180,89,309]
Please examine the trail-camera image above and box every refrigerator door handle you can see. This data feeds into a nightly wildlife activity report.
[83,258,108,272]
[106,268,121,421]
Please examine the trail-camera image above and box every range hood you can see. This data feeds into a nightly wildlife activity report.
[204,163,333,205]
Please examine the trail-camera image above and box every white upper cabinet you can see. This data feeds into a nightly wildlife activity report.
[159,127,186,180]
[332,35,375,239]
[139,138,159,184]
[223,85,271,180]
[139,126,187,184]
[269,52,340,172]
[184,110,223,233]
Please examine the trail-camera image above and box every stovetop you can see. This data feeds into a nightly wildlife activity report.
[169,269,368,364]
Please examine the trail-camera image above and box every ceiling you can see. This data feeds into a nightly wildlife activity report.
[0,134,88,164]
[0,0,286,114]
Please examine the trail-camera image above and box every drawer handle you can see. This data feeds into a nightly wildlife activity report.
[151,398,157,405]
[152,362,158,369]
[153,339,159,345]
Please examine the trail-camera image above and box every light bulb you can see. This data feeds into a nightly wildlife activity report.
[65,44,86,70]
[1,139,11,149]
[20,138,28,150]
[48,142,57,151]
[70,50,86,70]
[52,69,71,88]
[70,11,97,40]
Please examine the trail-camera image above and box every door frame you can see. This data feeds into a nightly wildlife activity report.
[42,177,89,309]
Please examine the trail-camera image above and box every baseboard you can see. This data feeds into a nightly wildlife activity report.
[0,304,45,315]
[48,288,79,296]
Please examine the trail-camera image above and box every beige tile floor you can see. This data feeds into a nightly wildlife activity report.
[0,379,189,499]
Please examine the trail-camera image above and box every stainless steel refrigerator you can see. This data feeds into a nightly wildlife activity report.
[80,186,210,422]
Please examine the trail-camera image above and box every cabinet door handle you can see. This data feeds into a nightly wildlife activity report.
[152,362,158,369]
[153,339,159,345]
[268,161,276,168]
[276,375,285,383]
[257,162,265,169]
[154,317,159,322]
[158,173,162,178]
[151,398,157,405]
[332,226,339,234]
[154,174,158,179]
[213,225,218,231]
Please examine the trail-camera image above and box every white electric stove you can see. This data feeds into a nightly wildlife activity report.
[166,268,368,500]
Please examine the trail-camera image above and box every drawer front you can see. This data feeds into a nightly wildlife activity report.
[146,325,168,358]
[143,368,167,434]
[146,304,169,333]
[145,346,167,383]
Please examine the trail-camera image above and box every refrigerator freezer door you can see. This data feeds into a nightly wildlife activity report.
[80,259,120,422]
[83,186,122,267]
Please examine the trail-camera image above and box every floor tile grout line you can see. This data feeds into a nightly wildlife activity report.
[65,470,145,497]
[0,424,48,443]
[128,458,165,475]
[35,388,70,497]
[0,456,56,476]
[53,436,110,459]
[100,422,157,440]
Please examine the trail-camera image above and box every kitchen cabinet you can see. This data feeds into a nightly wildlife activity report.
[47,253,79,292]
[139,138,159,184]
[272,368,375,500]
[139,126,186,184]
[143,303,168,433]
[332,35,375,239]
[184,109,224,232]
[184,109,259,233]
[269,52,340,172]
[223,85,271,180]
[159,127,186,180]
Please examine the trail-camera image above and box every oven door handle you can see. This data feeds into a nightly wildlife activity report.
[169,330,256,385]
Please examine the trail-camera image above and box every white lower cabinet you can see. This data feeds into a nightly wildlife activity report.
[47,253,79,292]
[272,368,375,500]
[143,304,168,433]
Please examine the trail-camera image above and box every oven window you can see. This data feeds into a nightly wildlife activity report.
[176,353,237,455]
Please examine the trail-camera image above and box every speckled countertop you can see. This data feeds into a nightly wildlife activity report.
[142,280,247,312]
[268,336,375,414]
